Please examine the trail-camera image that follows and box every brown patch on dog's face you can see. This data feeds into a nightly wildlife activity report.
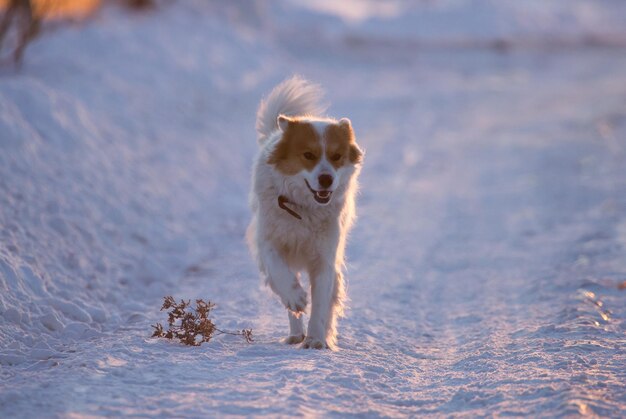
[267,118,322,175]
[324,119,362,169]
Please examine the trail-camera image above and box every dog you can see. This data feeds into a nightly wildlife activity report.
[247,76,363,350]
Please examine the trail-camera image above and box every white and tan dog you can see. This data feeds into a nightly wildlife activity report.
[247,76,363,349]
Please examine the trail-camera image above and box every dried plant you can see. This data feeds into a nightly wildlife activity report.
[152,296,253,346]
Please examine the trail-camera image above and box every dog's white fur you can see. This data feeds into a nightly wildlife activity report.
[247,76,362,349]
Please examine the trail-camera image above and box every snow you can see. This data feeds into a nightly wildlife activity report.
[1,1,626,416]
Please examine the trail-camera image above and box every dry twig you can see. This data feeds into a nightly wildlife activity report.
[152,296,253,346]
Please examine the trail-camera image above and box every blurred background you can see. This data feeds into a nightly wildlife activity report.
[1,1,625,417]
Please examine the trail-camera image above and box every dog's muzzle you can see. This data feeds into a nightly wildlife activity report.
[305,180,332,204]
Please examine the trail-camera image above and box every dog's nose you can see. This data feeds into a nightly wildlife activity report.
[318,174,333,189]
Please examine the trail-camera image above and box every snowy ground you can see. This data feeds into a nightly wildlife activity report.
[1,1,626,417]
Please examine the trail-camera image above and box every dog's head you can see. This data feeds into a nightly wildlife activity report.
[267,115,363,206]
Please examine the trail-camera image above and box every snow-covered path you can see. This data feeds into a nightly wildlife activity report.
[1,2,626,417]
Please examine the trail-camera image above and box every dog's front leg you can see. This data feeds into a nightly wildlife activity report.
[258,244,307,316]
[303,263,340,350]
[285,311,305,344]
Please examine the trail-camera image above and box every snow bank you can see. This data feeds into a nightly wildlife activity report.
[0,2,274,365]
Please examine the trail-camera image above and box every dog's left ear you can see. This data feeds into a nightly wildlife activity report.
[338,118,363,164]
[350,143,363,164]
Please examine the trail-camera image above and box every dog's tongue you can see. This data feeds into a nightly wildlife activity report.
[317,191,331,198]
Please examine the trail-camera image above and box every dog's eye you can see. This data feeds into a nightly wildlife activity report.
[330,153,342,161]
[303,152,316,160]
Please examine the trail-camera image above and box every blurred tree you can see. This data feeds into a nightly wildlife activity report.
[0,0,41,65]
[124,0,154,10]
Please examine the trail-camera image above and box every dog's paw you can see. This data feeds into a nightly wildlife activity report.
[283,286,307,315]
[284,334,305,345]
[301,336,329,350]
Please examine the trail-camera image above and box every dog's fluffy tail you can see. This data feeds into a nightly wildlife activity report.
[256,76,327,145]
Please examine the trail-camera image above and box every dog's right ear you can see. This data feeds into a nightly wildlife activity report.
[277,115,293,132]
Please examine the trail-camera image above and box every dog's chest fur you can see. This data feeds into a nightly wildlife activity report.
[272,215,332,269]
[253,162,343,269]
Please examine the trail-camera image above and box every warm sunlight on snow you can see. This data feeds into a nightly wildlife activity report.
[287,0,403,23]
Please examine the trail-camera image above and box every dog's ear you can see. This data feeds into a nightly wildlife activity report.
[338,118,363,164]
[349,143,363,164]
[338,117,352,128]
[277,115,293,132]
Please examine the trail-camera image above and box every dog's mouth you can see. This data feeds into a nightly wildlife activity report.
[305,180,332,205]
